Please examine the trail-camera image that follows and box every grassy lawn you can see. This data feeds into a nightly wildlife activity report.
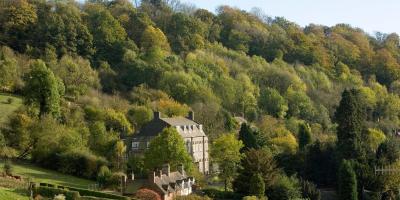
[0,160,95,189]
[0,93,23,124]
[0,187,29,200]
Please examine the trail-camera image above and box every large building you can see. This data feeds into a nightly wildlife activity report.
[127,111,209,174]
[145,164,195,200]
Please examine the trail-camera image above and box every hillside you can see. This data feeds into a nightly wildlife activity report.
[1,0,400,199]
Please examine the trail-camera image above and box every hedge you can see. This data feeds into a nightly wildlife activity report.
[34,186,80,200]
[65,186,130,200]
[202,188,242,200]
[80,196,115,200]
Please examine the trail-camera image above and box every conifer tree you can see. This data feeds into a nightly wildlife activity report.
[338,160,357,200]
[335,89,365,160]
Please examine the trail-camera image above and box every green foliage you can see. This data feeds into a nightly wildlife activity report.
[233,149,278,195]
[64,186,130,200]
[175,194,212,200]
[127,105,153,129]
[144,127,193,172]
[33,186,80,200]
[211,133,243,191]
[24,60,63,117]
[377,138,400,165]
[259,87,288,118]
[298,123,312,150]
[300,179,321,200]
[140,25,170,61]
[266,175,301,200]
[335,89,365,160]
[338,160,358,200]
[249,173,265,198]
[3,160,13,176]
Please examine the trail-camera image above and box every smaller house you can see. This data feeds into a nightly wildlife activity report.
[144,164,195,200]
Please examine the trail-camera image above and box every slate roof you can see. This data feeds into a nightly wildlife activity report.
[134,113,206,138]
[153,172,194,194]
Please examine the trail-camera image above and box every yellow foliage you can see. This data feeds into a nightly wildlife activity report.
[270,133,298,154]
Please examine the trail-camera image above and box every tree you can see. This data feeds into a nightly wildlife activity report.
[84,3,127,65]
[113,140,127,171]
[335,89,365,160]
[24,60,63,117]
[338,160,357,200]
[233,149,278,195]
[211,133,243,191]
[298,123,312,150]
[135,188,161,200]
[238,123,259,152]
[249,173,265,198]
[52,55,99,97]
[259,87,288,118]
[144,127,192,172]
[140,25,170,61]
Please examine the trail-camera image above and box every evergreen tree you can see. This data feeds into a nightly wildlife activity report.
[298,123,312,150]
[238,123,258,152]
[335,89,365,160]
[249,173,265,198]
[338,160,357,200]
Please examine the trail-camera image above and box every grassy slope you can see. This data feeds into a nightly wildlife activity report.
[0,187,29,200]
[0,161,95,189]
[0,93,23,124]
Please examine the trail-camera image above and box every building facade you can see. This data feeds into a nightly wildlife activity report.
[127,111,209,174]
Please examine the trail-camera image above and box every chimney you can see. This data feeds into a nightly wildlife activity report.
[162,164,170,176]
[149,171,156,183]
[154,111,161,119]
[177,164,185,175]
[187,111,194,121]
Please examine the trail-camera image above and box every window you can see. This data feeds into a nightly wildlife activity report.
[146,142,150,149]
[132,142,139,150]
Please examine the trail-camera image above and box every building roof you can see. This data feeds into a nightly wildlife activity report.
[160,117,199,126]
[154,172,194,194]
[134,112,206,138]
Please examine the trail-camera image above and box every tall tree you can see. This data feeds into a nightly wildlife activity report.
[24,60,63,117]
[335,89,365,160]
[238,123,259,152]
[338,160,358,200]
[298,123,312,150]
[144,127,192,172]
[211,133,243,191]
[233,149,278,195]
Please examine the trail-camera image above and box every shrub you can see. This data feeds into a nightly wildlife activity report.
[6,97,13,104]
[266,175,301,200]
[3,160,13,176]
[135,188,161,200]
[58,149,108,179]
[97,165,112,187]
[301,180,321,200]
[338,160,357,200]
[33,186,80,200]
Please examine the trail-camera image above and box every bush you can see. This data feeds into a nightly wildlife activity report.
[65,186,130,200]
[58,149,108,179]
[6,97,13,104]
[33,186,80,200]
[266,175,301,200]
[54,194,66,200]
[135,188,161,200]
[3,160,13,176]
[301,180,321,200]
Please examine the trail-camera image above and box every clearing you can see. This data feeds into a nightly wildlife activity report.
[0,160,95,189]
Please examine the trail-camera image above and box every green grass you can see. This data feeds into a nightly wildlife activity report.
[0,187,29,200]
[0,93,23,124]
[0,160,95,189]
